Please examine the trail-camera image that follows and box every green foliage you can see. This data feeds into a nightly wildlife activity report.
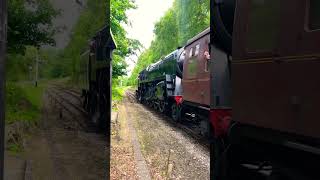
[53,0,141,82]
[128,0,209,85]
[6,46,58,82]
[8,0,59,55]
[175,0,210,45]
[57,0,108,82]
[18,80,48,108]
[112,86,126,102]
[6,0,60,82]
[39,48,65,78]
[7,143,24,154]
[112,77,131,101]
[6,82,39,124]
[5,81,48,154]
[6,53,31,82]
[111,0,142,78]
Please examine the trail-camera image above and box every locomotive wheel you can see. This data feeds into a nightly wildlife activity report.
[171,103,181,122]
[158,100,166,113]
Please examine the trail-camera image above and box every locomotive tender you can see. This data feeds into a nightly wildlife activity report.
[79,26,116,132]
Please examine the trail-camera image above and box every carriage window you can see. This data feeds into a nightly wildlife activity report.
[189,48,193,57]
[308,0,320,30]
[195,44,200,56]
[247,0,281,51]
[204,51,210,72]
[205,60,209,72]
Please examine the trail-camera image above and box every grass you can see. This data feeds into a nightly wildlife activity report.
[6,82,38,124]
[6,79,50,153]
[112,85,131,111]
[7,143,24,155]
[112,85,131,101]
[17,80,49,108]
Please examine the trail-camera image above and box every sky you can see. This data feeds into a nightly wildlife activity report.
[123,0,174,76]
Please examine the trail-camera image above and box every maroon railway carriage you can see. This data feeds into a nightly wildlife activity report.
[180,27,231,139]
[180,28,212,136]
[211,0,320,179]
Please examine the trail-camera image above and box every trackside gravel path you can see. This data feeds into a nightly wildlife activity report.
[125,105,152,180]
[111,90,210,180]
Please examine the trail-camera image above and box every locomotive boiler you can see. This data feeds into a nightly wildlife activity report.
[136,48,185,115]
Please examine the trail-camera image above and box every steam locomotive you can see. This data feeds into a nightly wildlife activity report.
[136,27,217,137]
[136,48,184,116]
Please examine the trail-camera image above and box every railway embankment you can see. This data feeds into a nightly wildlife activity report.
[111,90,210,180]
[111,105,139,179]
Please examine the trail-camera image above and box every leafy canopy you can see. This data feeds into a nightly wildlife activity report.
[7,0,59,54]
[128,0,209,85]
[111,0,142,78]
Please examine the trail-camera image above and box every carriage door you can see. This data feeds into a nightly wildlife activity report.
[291,0,320,139]
[196,35,210,106]
[182,43,199,103]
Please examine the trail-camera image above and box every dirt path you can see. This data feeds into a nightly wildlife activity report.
[4,153,25,180]
[124,105,152,180]
[111,91,210,180]
[110,107,139,180]
[23,90,107,179]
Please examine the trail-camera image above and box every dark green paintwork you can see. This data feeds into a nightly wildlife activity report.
[141,50,179,83]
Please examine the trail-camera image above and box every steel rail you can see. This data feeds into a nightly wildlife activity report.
[46,89,87,129]
[126,91,210,149]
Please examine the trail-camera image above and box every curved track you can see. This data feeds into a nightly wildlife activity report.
[126,90,210,149]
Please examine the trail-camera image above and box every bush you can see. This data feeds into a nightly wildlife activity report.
[6,82,39,125]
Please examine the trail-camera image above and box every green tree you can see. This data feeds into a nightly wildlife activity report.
[111,0,142,78]
[7,0,59,54]
[175,0,210,45]
[56,0,108,81]
[55,0,141,80]
[128,0,209,85]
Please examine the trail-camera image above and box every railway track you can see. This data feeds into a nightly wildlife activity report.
[50,84,82,103]
[46,86,88,130]
[26,87,107,179]
[126,91,210,149]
